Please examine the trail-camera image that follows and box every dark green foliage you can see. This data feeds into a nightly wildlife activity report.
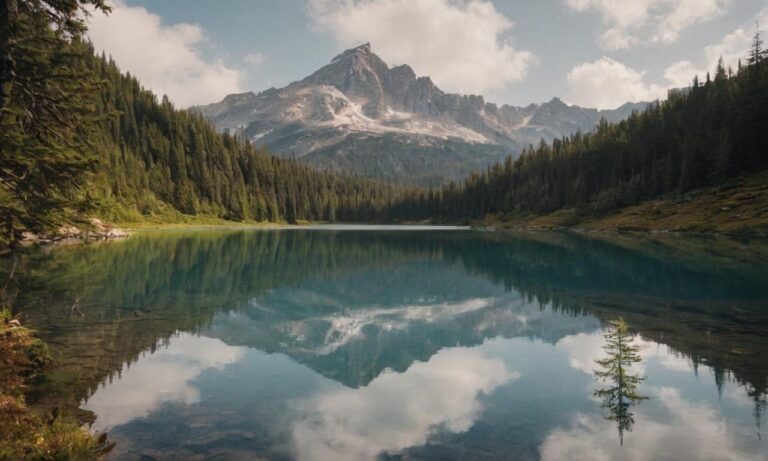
[303,133,509,187]
[0,2,423,239]
[84,50,423,224]
[6,4,768,233]
[392,49,768,222]
[0,0,109,244]
[748,21,765,66]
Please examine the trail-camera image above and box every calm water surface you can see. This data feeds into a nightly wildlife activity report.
[15,226,768,460]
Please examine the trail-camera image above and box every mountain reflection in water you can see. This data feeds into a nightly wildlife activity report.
[11,227,768,460]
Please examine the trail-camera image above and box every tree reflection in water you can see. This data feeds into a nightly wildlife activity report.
[593,318,648,445]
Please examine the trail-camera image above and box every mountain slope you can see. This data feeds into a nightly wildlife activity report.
[196,44,648,185]
[74,44,423,225]
[389,56,768,234]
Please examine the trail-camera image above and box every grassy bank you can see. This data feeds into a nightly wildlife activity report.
[0,310,113,460]
[109,210,320,231]
[115,218,284,231]
[86,169,768,238]
[94,195,310,230]
[479,170,768,238]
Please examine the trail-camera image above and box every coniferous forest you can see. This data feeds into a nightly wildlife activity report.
[392,49,768,221]
[0,1,420,245]
[86,49,424,226]
[2,0,768,244]
[3,3,768,460]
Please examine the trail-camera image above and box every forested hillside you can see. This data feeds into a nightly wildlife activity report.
[3,0,768,245]
[0,2,420,245]
[392,42,768,223]
[86,48,422,225]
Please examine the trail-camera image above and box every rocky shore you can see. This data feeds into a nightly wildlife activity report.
[20,219,130,244]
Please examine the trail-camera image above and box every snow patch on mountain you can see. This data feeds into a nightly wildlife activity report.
[193,43,650,184]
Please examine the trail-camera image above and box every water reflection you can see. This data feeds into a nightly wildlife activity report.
[7,228,768,459]
[541,386,764,461]
[557,333,690,378]
[292,342,517,461]
[83,334,246,429]
[592,319,648,445]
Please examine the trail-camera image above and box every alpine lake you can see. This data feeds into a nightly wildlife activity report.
[13,226,768,460]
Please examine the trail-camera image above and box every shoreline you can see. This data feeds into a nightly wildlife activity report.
[471,171,768,240]
[18,168,768,252]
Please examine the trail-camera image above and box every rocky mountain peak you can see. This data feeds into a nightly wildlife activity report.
[546,97,567,107]
[390,64,416,80]
[300,43,391,117]
[331,42,372,63]
[221,91,257,105]
[195,44,651,185]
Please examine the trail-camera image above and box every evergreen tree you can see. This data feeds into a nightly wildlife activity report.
[0,0,109,244]
[749,21,764,65]
[387,43,768,223]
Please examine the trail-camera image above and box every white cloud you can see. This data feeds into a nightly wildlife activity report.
[83,333,246,430]
[568,7,768,109]
[664,7,768,87]
[654,0,730,44]
[307,0,536,95]
[292,342,518,461]
[244,52,267,67]
[565,0,731,50]
[663,60,704,88]
[565,57,666,109]
[87,0,245,107]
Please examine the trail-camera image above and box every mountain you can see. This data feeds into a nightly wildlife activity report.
[195,44,649,185]
[60,43,421,226]
[389,54,768,233]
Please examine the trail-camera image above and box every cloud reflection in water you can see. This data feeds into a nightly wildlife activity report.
[548,331,766,460]
[292,341,519,461]
[83,333,246,430]
[540,386,766,461]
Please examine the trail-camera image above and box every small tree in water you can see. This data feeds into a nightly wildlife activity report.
[593,318,648,445]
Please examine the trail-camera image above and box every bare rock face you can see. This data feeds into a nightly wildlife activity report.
[300,43,389,117]
[194,44,650,185]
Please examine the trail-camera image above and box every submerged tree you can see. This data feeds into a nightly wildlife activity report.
[593,318,648,445]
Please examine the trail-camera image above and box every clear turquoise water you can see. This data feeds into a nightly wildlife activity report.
[18,227,768,460]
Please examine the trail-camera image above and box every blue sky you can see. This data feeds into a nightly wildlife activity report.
[87,0,768,109]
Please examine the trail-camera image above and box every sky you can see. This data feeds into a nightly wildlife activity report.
[86,0,768,109]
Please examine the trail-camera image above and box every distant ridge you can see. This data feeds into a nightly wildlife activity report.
[195,44,650,185]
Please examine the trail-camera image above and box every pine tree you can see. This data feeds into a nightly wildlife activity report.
[749,21,764,65]
[0,0,109,244]
[388,31,768,223]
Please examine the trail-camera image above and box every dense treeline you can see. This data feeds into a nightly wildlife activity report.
[4,1,768,241]
[392,40,768,221]
[0,0,110,244]
[87,49,422,225]
[0,2,422,245]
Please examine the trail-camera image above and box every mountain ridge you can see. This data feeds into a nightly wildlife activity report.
[195,44,650,185]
